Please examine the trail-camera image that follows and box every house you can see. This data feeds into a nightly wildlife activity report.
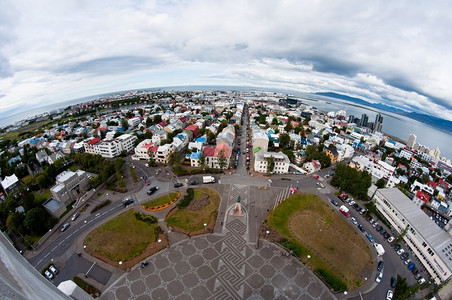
[413,190,430,207]
[303,160,321,174]
[325,147,339,164]
[1,174,19,195]
[36,150,49,164]
[155,144,175,164]
[127,117,141,128]
[203,144,232,169]
[152,130,168,146]
[116,134,137,153]
[47,151,65,164]
[134,139,154,160]
[254,152,290,174]
[190,151,201,167]
[50,170,91,206]
[252,130,269,154]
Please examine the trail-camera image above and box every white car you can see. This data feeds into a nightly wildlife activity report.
[397,248,405,255]
[350,217,358,225]
[375,272,383,283]
[373,222,379,228]
[418,278,425,284]
[386,289,393,300]
[387,236,395,243]
[49,264,58,275]
[404,259,411,265]
[349,200,356,206]
[44,270,53,279]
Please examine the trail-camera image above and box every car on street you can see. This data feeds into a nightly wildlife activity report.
[314,175,319,179]
[350,217,358,225]
[49,264,58,275]
[173,182,183,188]
[386,290,393,300]
[147,186,158,195]
[397,248,405,255]
[358,224,365,232]
[391,277,397,288]
[60,223,70,232]
[330,199,339,206]
[122,198,134,206]
[44,270,54,280]
[316,182,325,188]
[375,272,383,283]
[71,212,80,221]
[189,180,199,185]
[388,236,395,243]
[366,233,375,243]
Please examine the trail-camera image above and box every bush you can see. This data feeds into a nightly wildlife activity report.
[177,188,195,209]
[279,239,304,257]
[314,268,347,292]
[154,226,164,238]
[134,212,157,224]
[73,276,101,297]
[91,200,111,214]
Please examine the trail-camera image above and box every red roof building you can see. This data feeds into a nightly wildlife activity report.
[88,138,100,145]
[415,190,430,203]
[185,124,199,137]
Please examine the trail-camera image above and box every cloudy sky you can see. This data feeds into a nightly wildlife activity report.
[1,0,452,122]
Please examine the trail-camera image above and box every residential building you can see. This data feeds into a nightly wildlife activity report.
[374,113,383,132]
[413,190,430,208]
[254,152,290,174]
[152,130,168,146]
[155,144,175,164]
[252,129,269,153]
[203,144,232,169]
[116,134,137,153]
[407,134,417,149]
[303,160,321,174]
[1,174,19,195]
[42,198,66,218]
[190,152,201,167]
[400,149,414,160]
[373,188,452,285]
[325,147,339,164]
[134,139,154,160]
[50,170,90,206]
[127,117,141,128]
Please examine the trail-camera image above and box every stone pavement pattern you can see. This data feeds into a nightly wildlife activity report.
[101,184,336,299]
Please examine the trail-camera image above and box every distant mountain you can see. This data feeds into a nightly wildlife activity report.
[315,92,452,133]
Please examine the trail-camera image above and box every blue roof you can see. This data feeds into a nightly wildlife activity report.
[190,152,201,159]
[195,137,206,143]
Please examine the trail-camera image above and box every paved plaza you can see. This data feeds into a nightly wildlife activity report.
[102,184,337,299]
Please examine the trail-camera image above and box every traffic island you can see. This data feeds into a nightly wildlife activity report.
[83,210,168,270]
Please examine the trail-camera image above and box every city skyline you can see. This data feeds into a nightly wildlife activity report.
[1,1,452,123]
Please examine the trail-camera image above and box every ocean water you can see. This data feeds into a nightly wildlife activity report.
[1,85,451,160]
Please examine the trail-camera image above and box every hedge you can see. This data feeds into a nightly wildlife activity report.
[177,188,195,209]
[91,200,111,214]
[314,268,347,292]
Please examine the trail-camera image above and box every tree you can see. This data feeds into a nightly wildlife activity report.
[272,117,279,125]
[218,150,227,169]
[376,178,386,189]
[153,114,162,124]
[279,133,290,149]
[24,207,53,236]
[199,153,207,171]
[121,119,129,131]
[267,155,275,174]
[284,123,292,133]
[148,156,156,167]
[146,117,152,127]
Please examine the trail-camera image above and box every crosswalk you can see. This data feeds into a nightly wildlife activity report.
[273,185,292,210]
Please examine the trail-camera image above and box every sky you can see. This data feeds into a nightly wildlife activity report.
[1,0,452,122]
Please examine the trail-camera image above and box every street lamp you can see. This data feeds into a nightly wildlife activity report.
[265,230,270,239]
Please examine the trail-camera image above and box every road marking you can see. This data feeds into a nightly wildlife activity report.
[51,246,58,251]
[95,213,101,217]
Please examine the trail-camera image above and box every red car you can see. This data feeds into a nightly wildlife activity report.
[314,175,319,179]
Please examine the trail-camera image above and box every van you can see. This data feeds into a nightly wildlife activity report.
[71,212,80,221]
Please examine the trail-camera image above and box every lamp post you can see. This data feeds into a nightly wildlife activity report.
[265,230,270,239]
[204,223,207,232]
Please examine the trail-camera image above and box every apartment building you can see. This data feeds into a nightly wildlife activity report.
[155,143,175,164]
[134,139,154,160]
[373,188,452,285]
[254,152,290,174]
[83,134,137,158]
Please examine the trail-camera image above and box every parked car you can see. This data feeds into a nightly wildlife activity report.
[173,182,183,188]
[376,226,383,232]
[359,208,366,215]
[407,263,415,270]
[375,272,383,283]
[141,261,148,268]
[373,222,379,228]
[44,270,54,280]
[189,180,199,185]
[49,264,58,275]
[330,199,339,206]
[358,224,365,232]
[418,277,425,284]
[147,186,159,195]
[60,223,70,232]
[394,244,401,251]
[366,233,375,243]
[387,236,395,243]
[377,261,384,271]
[314,175,319,179]
[350,217,358,225]
[390,277,397,288]
[404,259,412,265]
[366,216,372,221]
[386,290,393,300]
[401,252,409,260]
[380,229,387,235]
[397,248,405,255]
[412,268,419,274]
[369,218,375,224]
[383,233,390,239]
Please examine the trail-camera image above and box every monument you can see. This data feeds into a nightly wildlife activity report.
[230,195,243,217]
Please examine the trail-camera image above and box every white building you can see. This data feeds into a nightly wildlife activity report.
[399,149,414,160]
[50,170,90,206]
[134,139,154,160]
[1,174,19,195]
[254,152,290,174]
[83,134,137,158]
[152,130,168,146]
[252,129,269,153]
[373,188,452,285]
[155,144,175,164]
[116,134,137,153]
[127,117,141,128]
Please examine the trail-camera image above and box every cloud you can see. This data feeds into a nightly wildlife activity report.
[1,0,452,122]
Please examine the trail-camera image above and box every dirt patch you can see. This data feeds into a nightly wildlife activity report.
[87,234,168,271]
[186,194,210,211]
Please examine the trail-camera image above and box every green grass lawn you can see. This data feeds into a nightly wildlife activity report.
[84,210,158,261]
[166,187,220,231]
[267,193,372,292]
[142,192,179,208]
